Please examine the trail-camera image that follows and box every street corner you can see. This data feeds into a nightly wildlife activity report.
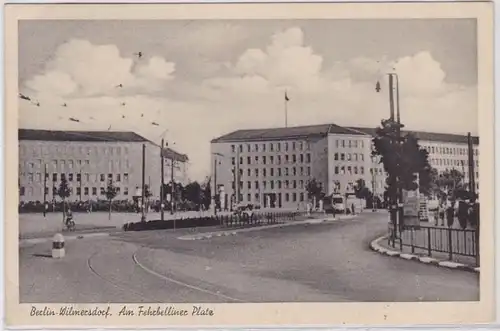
[369,235,480,273]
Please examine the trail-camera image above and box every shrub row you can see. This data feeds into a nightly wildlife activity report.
[122,212,304,232]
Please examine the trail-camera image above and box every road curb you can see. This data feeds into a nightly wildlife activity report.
[370,236,479,274]
[19,232,110,247]
[178,216,356,241]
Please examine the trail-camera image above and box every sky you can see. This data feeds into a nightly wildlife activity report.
[18,19,478,181]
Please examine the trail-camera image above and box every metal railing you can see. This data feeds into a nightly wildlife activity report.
[389,224,479,266]
[218,211,305,228]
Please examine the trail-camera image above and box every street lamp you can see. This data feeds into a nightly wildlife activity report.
[376,70,403,246]
[212,152,224,216]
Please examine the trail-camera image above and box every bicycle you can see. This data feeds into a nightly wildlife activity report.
[63,217,76,232]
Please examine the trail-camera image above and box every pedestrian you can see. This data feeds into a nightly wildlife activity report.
[351,203,355,216]
[446,199,455,228]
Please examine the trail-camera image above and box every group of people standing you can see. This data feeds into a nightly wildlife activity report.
[432,195,479,229]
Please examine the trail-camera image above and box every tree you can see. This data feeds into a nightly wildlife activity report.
[354,179,371,200]
[435,169,464,199]
[202,179,212,210]
[306,178,325,207]
[57,176,71,220]
[372,119,432,196]
[184,181,202,209]
[104,179,118,220]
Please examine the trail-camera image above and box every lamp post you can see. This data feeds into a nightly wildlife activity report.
[371,156,377,212]
[376,70,403,245]
[43,163,48,217]
[212,152,224,216]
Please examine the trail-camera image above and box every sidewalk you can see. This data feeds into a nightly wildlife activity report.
[370,236,479,273]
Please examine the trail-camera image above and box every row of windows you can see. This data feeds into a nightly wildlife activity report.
[422,144,479,156]
[232,153,311,166]
[19,185,130,197]
[241,192,306,203]
[430,158,479,168]
[334,165,365,175]
[21,172,130,184]
[232,179,307,190]
[21,159,131,171]
[370,168,385,175]
[233,166,312,178]
[231,141,311,154]
[334,153,365,162]
[335,139,366,149]
[19,145,130,157]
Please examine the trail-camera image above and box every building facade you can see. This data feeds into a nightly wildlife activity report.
[211,124,479,210]
[18,129,189,203]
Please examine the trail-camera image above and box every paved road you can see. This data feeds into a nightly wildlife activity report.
[20,212,478,303]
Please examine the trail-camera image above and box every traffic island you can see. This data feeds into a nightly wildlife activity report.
[370,235,480,273]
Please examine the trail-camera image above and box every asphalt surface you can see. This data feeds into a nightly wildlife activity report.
[19,212,479,303]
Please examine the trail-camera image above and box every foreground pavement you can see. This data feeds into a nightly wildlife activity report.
[20,212,478,303]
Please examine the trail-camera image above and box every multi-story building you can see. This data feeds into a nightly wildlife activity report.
[211,124,479,210]
[18,129,189,203]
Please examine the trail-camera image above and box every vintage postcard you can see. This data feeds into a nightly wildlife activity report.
[4,1,495,327]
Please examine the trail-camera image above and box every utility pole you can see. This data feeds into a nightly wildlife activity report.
[160,139,165,221]
[79,168,83,201]
[141,143,146,222]
[214,158,218,216]
[171,157,175,215]
[467,133,476,195]
[43,163,48,217]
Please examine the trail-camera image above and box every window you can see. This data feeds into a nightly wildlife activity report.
[255,156,259,163]
[300,193,304,202]
[262,144,266,152]
[307,167,311,176]
[231,145,235,153]
[278,168,282,176]
[285,168,289,176]
[360,154,364,161]
[285,193,290,202]
[100,187,105,195]
[354,154,358,161]
[232,157,235,165]
[84,187,89,195]
[247,194,251,201]
[334,153,338,161]
[19,187,25,196]
[285,180,289,189]
[341,153,345,161]
[92,187,97,195]
[278,180,282,189]
[52,160,58,169]
[247,156,251,164]
[292,155,297,163]
[124,187,129,196]
[255,193,260,201]
[53,186,57,195]
[347,166,352,175]
[77,160,82,166]
[76,187,81,196]
[292,193,297,202]
[300,167,304,176]
[263,169,267,177]
[292,167,297,176]
[254,144,259,152]
[347,154,351,161]
[299,180,304,189]
[239,157,243,165]
[100,174,105,182]
[239,145,243,153]
[247,169,251,176]
[270,168,274,176]
[255,181,259,189]
[360,166,364,174]
[353,140,358,148]
[263,156,267,165]
[263,181,267,189]
[255,169,259,177]
[60,160,65,169]
[354,166,358,174]
[69,160,74,169]
[277,155,281,164]
[270,181,275,189]
[124,173,129,182]
[270,143,274,152]
[285,155,289,163]
[247,144,251,152]
[285,143,289,151]
[76,173,81,182]
[335,166,339,174]
[116,174,121,182]
[293,180,297,189]
[277,143,281,152]
[247,181,251,189]
[35,173,41,183]
[292,142,296,151]
[341,140,345,148]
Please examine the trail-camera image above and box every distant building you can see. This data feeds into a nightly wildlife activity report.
[211,124,479,210]
[18,129,189,203]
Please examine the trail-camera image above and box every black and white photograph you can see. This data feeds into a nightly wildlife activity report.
[5,2,495,327]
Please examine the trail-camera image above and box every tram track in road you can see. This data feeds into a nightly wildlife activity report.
[87,248,244,303]
[86,251,152,302]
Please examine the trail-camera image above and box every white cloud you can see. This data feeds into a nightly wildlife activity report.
[19,28,477,182]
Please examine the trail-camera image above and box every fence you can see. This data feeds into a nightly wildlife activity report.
[218,211,305,228]
[388,224,479,266]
